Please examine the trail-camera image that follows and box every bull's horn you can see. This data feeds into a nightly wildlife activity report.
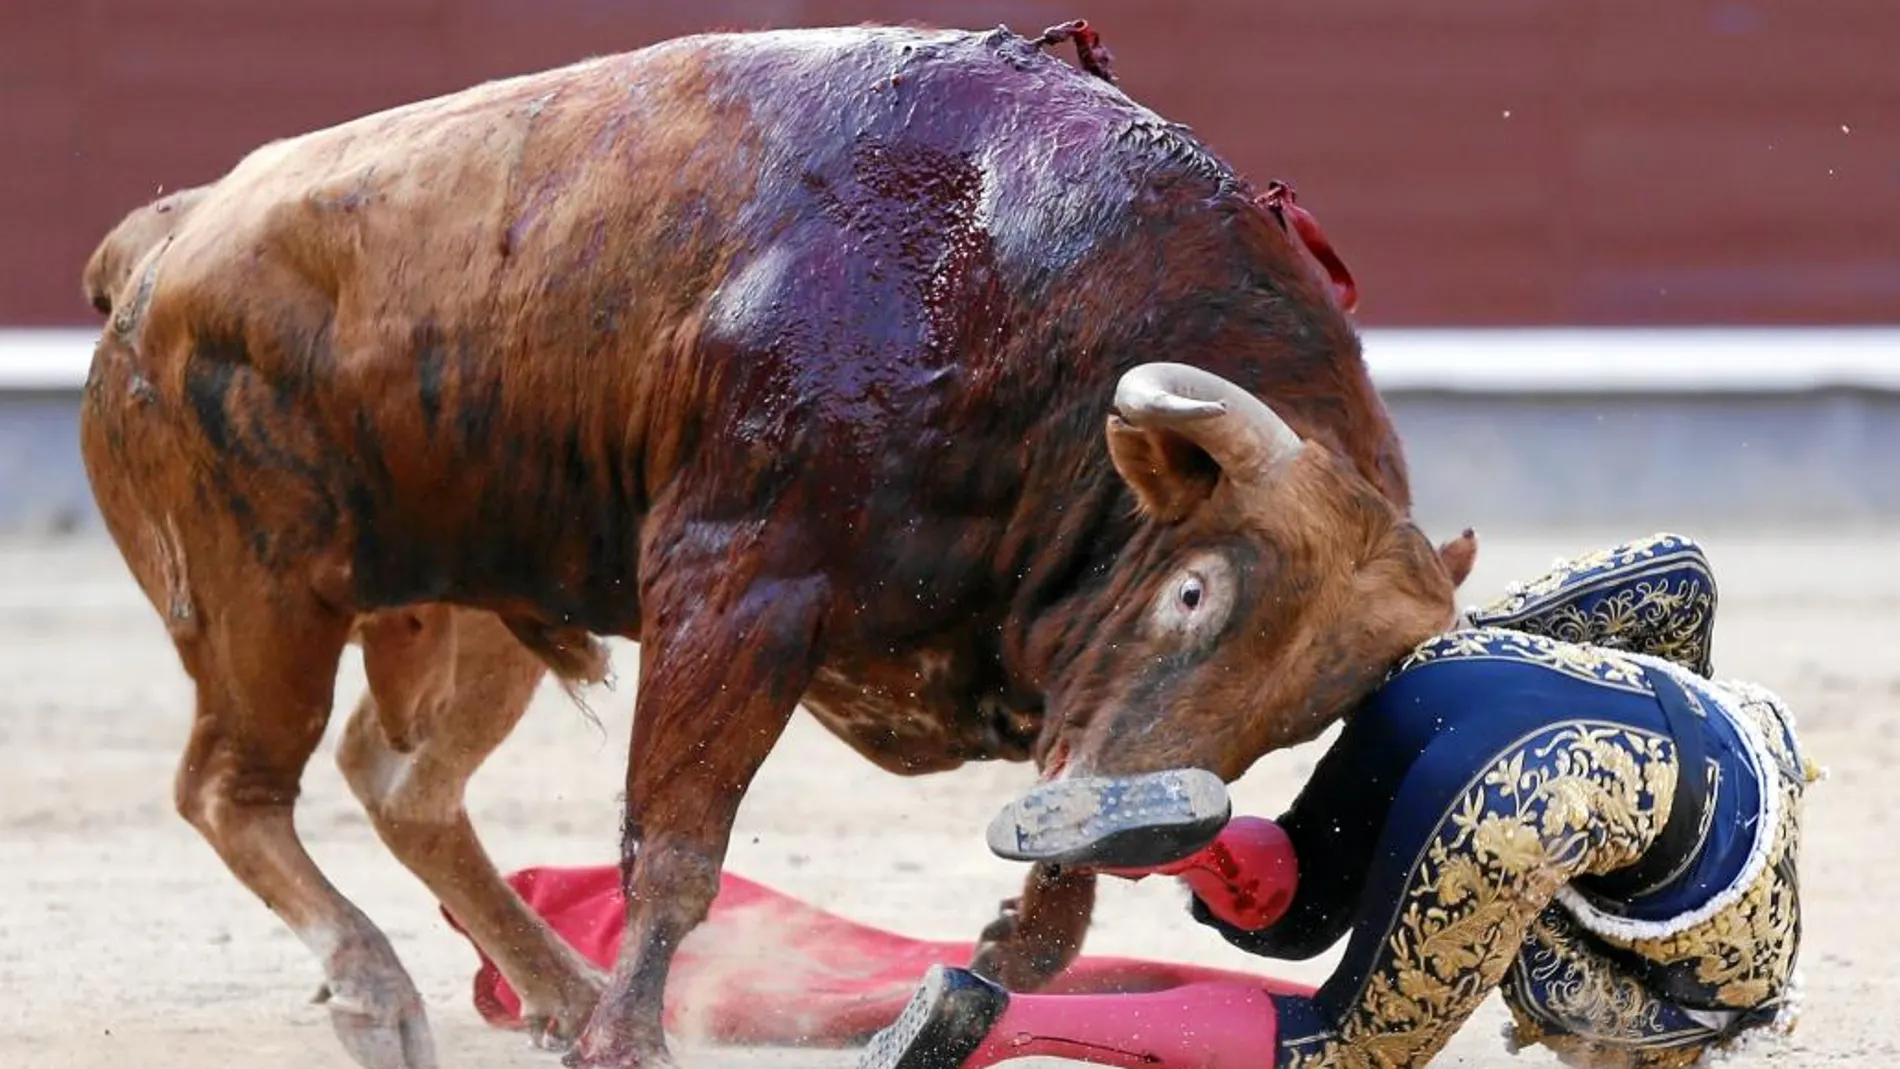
[1113,362,1305,478]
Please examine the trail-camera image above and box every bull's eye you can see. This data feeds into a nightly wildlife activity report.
[1151,553,1234,643]
[1180,577,1204,611]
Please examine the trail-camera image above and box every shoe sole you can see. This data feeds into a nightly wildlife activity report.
[984,767,1231,869]
[856,965,1009,1069]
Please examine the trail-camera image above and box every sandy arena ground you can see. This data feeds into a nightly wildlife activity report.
[2,528,1896,1068]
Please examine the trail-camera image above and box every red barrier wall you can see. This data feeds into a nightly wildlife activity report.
[4,1,1893,326]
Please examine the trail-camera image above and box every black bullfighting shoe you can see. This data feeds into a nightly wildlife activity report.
[983,767,1231,870]
[856,964,1011,1069]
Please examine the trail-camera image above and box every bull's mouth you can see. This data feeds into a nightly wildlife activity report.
[1037,738,1073,782]
[962,694,1041,763]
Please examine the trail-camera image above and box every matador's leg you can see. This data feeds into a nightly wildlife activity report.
[1499,906,1740,1069]
[860,966,1281,1069]
[1265,720,1672,1068]
[859,772,1300,1069]
[864,721,1675,1069]
[1503,678,1816,1068]
[1463,532,1718,675]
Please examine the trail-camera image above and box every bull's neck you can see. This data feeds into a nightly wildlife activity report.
[993,428,1139,707]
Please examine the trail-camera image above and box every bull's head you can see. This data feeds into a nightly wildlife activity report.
[1043,361,1475,782]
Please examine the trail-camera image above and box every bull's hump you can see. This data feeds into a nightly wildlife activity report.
[695,24,1233,283]
[695,23,1179,163]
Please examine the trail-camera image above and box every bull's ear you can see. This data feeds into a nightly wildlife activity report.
[1437,528,1478,589]
[1106,414,1219,523]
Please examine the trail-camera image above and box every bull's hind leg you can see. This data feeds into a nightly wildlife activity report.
[569,572,830,1069]
[171,590,437,1069]
[339,606,605,1050]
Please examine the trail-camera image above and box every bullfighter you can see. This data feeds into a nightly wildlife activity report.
[858,532,1821,1069]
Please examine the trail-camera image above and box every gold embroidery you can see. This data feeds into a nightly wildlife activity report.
[1595,686,1808,1011]
[1284,723,1673,1069]
[1495,683,1811,1069]
[1465,534,1716,676]
[1393,627,1652,694]
[1502,907,1718,1069]
[1476,534,1695,612]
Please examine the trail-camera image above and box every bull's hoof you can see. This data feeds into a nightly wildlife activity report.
[561,1023,678,1069]
[856,965,1009,1069]
[562,1051,678,1069]
[984,768,1230,869]
[314,968,438,1069]
[523,967,607,1053]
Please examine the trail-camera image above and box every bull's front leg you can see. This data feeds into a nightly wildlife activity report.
[567,572,828,1069]
[968,864,1098,990]
[968,741,1100,991]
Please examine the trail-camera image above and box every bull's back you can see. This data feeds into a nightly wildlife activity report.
[95,45,733,629]
[103,26,1160,633]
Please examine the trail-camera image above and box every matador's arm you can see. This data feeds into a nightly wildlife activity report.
[1186,709,1408,960]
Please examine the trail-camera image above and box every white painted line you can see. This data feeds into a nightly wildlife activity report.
[5,326,1898,393]
[1359,327,1900,393]
[2,329,102,392]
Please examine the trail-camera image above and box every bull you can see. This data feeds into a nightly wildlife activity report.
[77,21,1475,1069]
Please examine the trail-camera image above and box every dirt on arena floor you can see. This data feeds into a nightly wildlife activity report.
[2,528,1896,1069]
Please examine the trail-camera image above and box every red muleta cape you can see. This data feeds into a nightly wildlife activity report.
[446,864,1314,1048]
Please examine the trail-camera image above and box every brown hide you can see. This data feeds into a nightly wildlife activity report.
[77,23,1448,1069]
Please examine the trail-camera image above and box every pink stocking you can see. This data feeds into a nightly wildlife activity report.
[967,981,1281,1069]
